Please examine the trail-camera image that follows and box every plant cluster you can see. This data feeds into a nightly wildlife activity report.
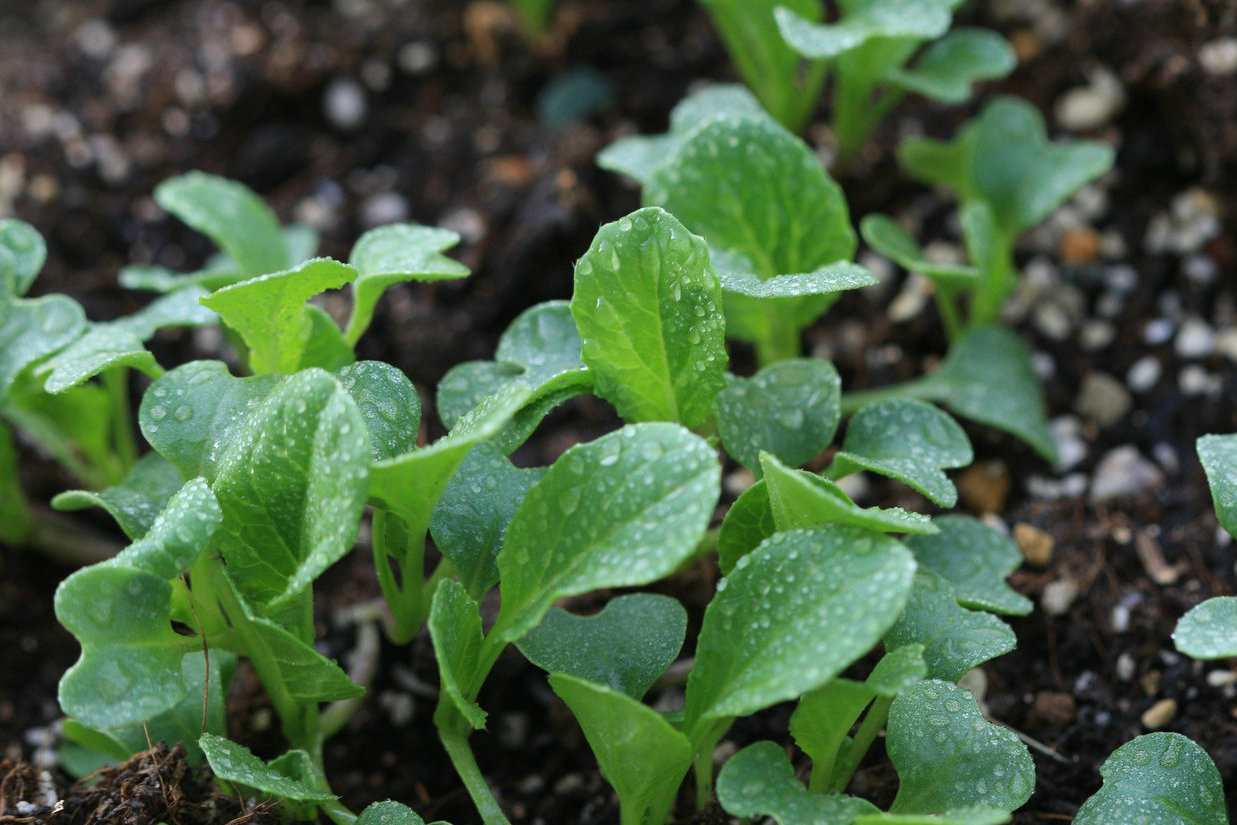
[2,5,1229,824]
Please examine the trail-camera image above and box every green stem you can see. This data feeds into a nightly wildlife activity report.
[755,314,801,367]
[372,509,430,644]
[101,368,138,481]
[439,714,513,825]
[839,375,943,415]
[831,696,893,793]
[934,284,964,341]
[689,717,730,810]
[970,236,1015,327]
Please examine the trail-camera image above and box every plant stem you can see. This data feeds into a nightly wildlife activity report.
[755,314,801,367]
[101,368,137,482]
[831,696,893,793]
[439,719,513,825]
[934,285,964,341]
[970,235,1015,327]
[839,376,943,415]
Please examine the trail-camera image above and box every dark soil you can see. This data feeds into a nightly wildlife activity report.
[3,1,1237,823]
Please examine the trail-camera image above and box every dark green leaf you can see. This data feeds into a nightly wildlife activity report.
[336,361,421,462]
[199,735,335,801]
[905,516,1031,615]
[356,801,429,825]
[38,327,159,393]
[154,173,287,278]
[0,219,47,297]
[1174,597,1237,659]
[717,480,777,575]
[776,1,950,60]
[52,452,183,540]
[1198,433,1237,537]
[859,214,979,286]
[429,579,487,729]
[0,292,86,402]
[888,28,1015,103]
[1073,733,1226,825]
[718,740,879,825]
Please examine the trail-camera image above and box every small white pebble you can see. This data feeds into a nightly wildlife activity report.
[1200,38,1237,76]
[1126,356,1161,392]
[1081,319,1115,350]
[1143,318,1175,345]
[1042,579,1080,616]
[1179,365,1221,396]
[323,76,367,131]
[1175,317,1215,358]
[1116,652,1136,681]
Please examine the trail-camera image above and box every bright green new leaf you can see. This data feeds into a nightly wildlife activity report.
[199,734,336,802]
[888,28,1016,103]
[1073,733,1226,825]
[53,452,183,540]
[884,572,1015,682]
[518,593,686,699]
[550,673,693,825]
[496,423,719,643]
[113,286,218,338]
[0,290,86,402]
[715,359,841,475]
[200,257,356,374]
[717,480,777,575]
[719,265,878,352]
[859,214,979,286]
[336,361,421,461]
[0,219,47,297]
[686,526,916,729]
[429,579,487,730]
[887,680,1034,814]
[830,399,972,507]
[346,223,469,344]
[1174,597,1237,659]
[154,172,287,278]
[108,476,222,579]
[905,516,1032,616]
[297,305,355,372]
[38,327,159,393]
[356,801,430,825]
[570,208,726,428]
[717,740,879,825]
[430,443,545,600]
[762,453,937,535]
[1198,433,1237,537]
[210,369,368,612]
[775,1,950,60]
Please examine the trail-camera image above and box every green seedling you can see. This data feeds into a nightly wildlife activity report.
[1073,733,1226,825]
[1175,433,1237,659]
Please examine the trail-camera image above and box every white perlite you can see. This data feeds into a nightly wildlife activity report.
[1089,446,1164,503]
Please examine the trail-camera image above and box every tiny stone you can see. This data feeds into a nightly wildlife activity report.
[1059,225,1102,263]
[1142,317,1174,345]
[1215,327,1237,361]
[1014,523,1054,567]
[323,76,367,131]
[887,273,931,323]
[1033,301,1073,340]
[360,191,409,228]
[1199,38,1237,76]
[1175,317,1215,358]
[957,460,1011,514]
[75,19,117,58]
[1026,472,1088,501]
[1179,365,1221,396]
[1116,652,1136,681]
[1074,371,1131,427]
[723,467,755,497]
[1206,669,1237,688]
[1183,253,1218,285]
[1126,356,1161,393]
[1090,446,1164,503]
[1080,319,1114,350]
[441,207,486,244]
[398,40,438,74]
[1029,691,1076,728]
[1055,66,1125,130]
[1105,264,1138,293]
[1140,698,1177,730]
[361,58,392,91]
[1096,291,1123,319]
[1050,415,1087,472]
[1042,578,1079,616]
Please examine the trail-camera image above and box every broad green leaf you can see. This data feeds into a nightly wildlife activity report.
[0,219,47,296]
[494,300,584,387]
[430,442,545,600]
[718,265,878,345]
[52,452,182,540]
[154,172,287,277]
[210,370,368,612]
[830,399,972,507]
[646,116,854,281]
[0,292,86,402]
[859,214,979,286]
[715,359,841,475]
[1074,733,1226,825]
[717,480,777,575]
[597,84,765,184]
[868,644,930,696]
[356,801,429,825]
[140,360,283,480]
[855,811,1009,825]
[570,208,726,428]
[550,673,693,825]
[905,516,1032,616]
[686,526,916,730]
[718,740,879,825]
[437,361,523,430]
[1198,433,1237,537]
[112,286,217,338]
[888,28,1015,103]
[775,1,950,60]
[200,257,356,374]
[199,735,336,801]
[922,327,1056,461]
[346,223,469,344]
[110,477,222,579]
[336,361,421,461]
[429,579,487,729]
[38,327,159,393]
[297,305,355,371]
[518,593,686,699]
[496,423,719,643]
[118,262,240,294]
[762,453,937,535]
[887,680,1034,814]
[1174,597,1237,659]
[3,371,120,487]
[884,572,1015,682]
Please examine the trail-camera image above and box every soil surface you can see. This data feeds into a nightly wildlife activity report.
[3,1,1237,824]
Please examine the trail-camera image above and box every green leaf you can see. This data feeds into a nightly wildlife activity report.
[297,305,355,371]
[596,84,765,184]
[200,257,356,374]
[888,28,1015,103]
[1198,433,1237,537]
[429,579,487,729]
[0,219,47,297]
[430,443,545,600]
[1174,597,1237,659]
[336,361,421,461]
[884,572,1015,682]
[859,214,979,286]
[356,801,429,825]
[686,526,916,730]
[112,286,217,338]
[0,427,31,544]
[905,516,1032,616]
[436,361,523,430]
[346,223,469,344]
[762,453,937,535]
[718,741,879,825]
[1074,733,1226,825]
[855,810,1010,825]
[52,452,183,540]
[715,359,841,475]
[496,423,719,643]
[210,369,369,612]
[924,327,1056,461]
[887,680,1034,814]
[38,327,159,393]
[570,208,727,428]
[549,673,693,825]
[154,172,287,278]
[199,734,336,801]
[775,1,950,60]
[495,300,585,386]
[518,593,686,699]
[717,480,777,575]
[109,477,222,579]
[830,399,972,507]
[718,265,877,347]
[0,292,86,402]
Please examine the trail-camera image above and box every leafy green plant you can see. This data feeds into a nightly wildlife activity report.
[695,0,1015,160]
[863,96,1115,335]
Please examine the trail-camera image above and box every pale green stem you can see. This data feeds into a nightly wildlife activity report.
[831,696,893,793]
